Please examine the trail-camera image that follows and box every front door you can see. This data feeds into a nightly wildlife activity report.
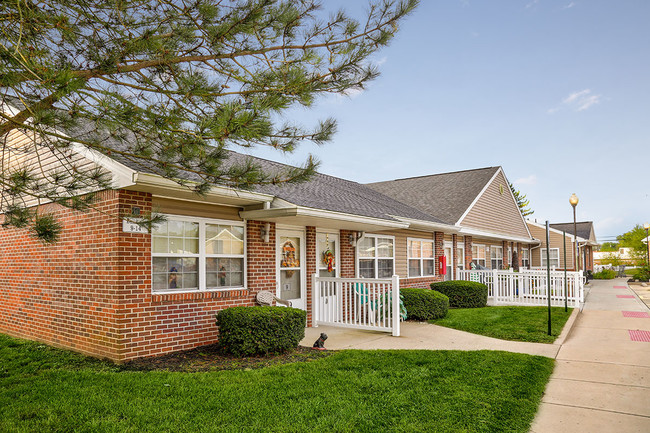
[277,229,306,310]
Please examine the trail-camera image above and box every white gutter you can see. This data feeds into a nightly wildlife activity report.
[239,206,410,229]
[391,216,460,233]
[458,226,540,245]
[132,172,274,204]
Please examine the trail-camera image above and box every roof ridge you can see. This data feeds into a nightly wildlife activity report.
[367,166,501,184]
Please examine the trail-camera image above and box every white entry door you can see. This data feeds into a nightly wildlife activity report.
[277,229,306,310]
[316,232,340,320]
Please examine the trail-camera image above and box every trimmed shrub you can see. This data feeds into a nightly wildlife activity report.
[430,281,488,308]
[401,288,449,320]
[593,269,616,280]
[215,306,306,356]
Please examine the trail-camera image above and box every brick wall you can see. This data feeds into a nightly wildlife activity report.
[464,236,473,268]
[0,189,284,362]
[305,226,316,324]
[339,229,356,278]
[0,190,123,359]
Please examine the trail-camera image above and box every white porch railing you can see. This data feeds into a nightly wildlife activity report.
[312,275,401,336]
[456,269,584,308]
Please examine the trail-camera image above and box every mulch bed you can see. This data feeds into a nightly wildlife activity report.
[121,344,334,372]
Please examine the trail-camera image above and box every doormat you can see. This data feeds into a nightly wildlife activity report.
[629,330,650,342]
[613,286,627,289]
[622,311,650,318]
[617,295,635,299]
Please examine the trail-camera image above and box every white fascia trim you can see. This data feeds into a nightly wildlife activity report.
[240,206,410,229]
[391,216,460,233]
[70,143,135,189]
[458,226,540,245]
[526,219,578,241]
[455,168,501,225]
[133,172,274,204]
[499,169,534,239]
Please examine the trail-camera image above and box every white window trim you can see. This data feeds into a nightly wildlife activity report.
[456,242,465,270]
[491,245,504,270]
[472,244,487,267]
[521,247,530,268]
[356,234,396,279]
[407,237,436,278]
[541,248,560,268]
[151,214,247,293]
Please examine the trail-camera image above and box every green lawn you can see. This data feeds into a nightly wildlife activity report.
[0,334,553,433]
[430,306,573,344]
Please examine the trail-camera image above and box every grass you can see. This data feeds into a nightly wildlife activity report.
[430,306,573,343]
[0,334,554,433]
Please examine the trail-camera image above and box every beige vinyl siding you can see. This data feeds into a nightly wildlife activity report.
[460,171,530,239]
[153,197,242,221]
[1,129,99,211]
[527,223,575,269]
[375,228,434,277]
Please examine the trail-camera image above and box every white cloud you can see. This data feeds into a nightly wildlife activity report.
[548,89,602,114]
[514,175,538,186]
[562,2,576,9]
[526,0,539,9]
[594,216,624,233]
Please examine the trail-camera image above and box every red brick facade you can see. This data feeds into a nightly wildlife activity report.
[0,188,535,361]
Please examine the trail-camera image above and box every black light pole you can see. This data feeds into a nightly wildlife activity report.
[546,221,552,336]
[570,193,579,273]
[563,230,568,312]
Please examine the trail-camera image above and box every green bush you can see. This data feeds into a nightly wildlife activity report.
[632,266,650,282]
[430,281,488,308]
[593,269,616,280]
[215,306,306,356]
[401,288,449,320]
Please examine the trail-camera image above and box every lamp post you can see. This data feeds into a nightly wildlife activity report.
[570,193,579,273]
[643,223,650,267]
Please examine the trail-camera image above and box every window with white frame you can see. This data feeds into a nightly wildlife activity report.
[541,248,560,268]
[456,244,465,271]
[491,245,503,270]
[521,248,530,268]
[152,216,245,292]
[472,244,486,267]
[508,247,512,267]
[408,238,435,277]
[357,235,394,279]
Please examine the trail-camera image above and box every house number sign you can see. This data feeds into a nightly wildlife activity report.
[122,219,149,234]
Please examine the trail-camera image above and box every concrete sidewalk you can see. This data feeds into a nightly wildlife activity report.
[530,278,650,433]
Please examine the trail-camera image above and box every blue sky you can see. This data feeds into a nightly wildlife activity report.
[246,0,650,242]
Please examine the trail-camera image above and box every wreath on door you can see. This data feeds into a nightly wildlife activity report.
[281,240,299,277]
[322,248,335,272]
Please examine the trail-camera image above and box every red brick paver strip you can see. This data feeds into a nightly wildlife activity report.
[629,329,650,342]
[613,285,627,289]
[622,311,650,318]
[616,295,635,299]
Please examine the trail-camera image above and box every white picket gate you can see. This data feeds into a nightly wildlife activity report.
[457,269,584,308]
[311,275,401,336]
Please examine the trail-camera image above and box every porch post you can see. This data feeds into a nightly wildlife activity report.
[312,273,319,327]
[392,275,400,337]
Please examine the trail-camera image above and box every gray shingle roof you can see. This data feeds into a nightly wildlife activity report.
[550,222,595,241]
[67,118,446,224]
[366,167,501,225]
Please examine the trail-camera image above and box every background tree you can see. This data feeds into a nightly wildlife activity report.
[509,183,533,217]
[1,0,418,242]
[617,224,649,264]
[599,242,619,252]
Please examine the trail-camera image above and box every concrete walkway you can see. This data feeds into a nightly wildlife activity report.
[530,278,650,433]
[302,315,571,358]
